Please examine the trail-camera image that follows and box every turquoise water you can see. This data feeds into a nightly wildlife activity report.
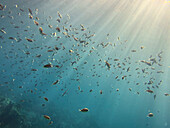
[0,0,170,128]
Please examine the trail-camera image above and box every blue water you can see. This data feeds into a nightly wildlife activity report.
[0,0,170,128]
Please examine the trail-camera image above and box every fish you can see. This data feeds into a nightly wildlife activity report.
[47,50,53,52]
[157,71,164,73]
[114,59,119,61]
[25,52,30,55]
[34,20,39,26]
[29,14,33,19]
[79,108,89,112]
[122,76,125,80]
[62,89,68,96]
[74,37,79,41]
[44,97,48,101]
[55,65,60,68]
[52,80,59,85]
[36,54,41,57]
[9,37,16,40]
[104,60,110,69]
[52,32,57,37]
[69,50,74,53]
[39,27,43,33]
[44,64,53,68]
[0,4,6,10]
[147,113,154,117]
[43,115,51,120]
[146,90,154,93]
[20,8,24,12]
[140,60,152,66]
[31,69,38,71]
[0,29,6,34]
[25,38,33,42]
[28,8,33,15]
[154,95,156,100]
[141,46,144,49]
[56,27,60,32]
[78,86,81,90]
[48,25,53,28]
[73,67,78,70]
[36,17,39,20]
[39,27,47,35]
[131,50,136,52]
[100,90,102,94]
[148,80,153,85]
[55,46,59,50]
[164,93,170,96]
[30,90,33,93]
[56,19,60,23]
[57,11,62,18]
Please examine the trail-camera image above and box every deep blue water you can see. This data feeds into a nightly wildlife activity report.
[0,0,170,128]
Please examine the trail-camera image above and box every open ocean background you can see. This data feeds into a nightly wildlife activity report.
[0,0,170,128]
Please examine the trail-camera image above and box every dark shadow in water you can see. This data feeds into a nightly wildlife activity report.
[0,97,29,128]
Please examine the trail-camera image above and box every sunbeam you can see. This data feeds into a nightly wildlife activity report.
[0,0,170,128]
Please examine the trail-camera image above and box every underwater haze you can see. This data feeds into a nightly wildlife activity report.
[0,0,170,128]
